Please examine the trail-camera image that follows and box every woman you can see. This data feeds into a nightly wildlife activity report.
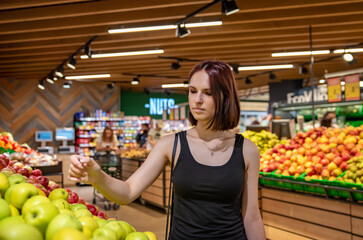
[69,61,265,239]
[95,126,119,154]
[136,123,149,148]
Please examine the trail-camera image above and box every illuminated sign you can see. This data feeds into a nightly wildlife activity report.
[145,98,175,115]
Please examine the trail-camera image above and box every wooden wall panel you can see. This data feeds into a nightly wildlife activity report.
[0,78,119,148]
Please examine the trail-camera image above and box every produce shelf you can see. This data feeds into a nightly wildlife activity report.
[259,175,363,202]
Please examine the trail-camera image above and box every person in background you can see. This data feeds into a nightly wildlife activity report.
[321,111,338,128]
[69,61,265,239]
[135,123,149,148]
[146,120,166,150]
[95,126,119,154]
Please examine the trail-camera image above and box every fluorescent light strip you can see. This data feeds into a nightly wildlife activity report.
[334,48,363,54]
[65,74,111,80]
[272,50,330,57]
[319,79,326,84]
[81,49,164,59]
[108,21,222,34]
[162,83,188,88]
[238,64,294,71]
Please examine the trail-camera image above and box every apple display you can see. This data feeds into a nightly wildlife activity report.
[68,191,79,204]
[24,202,59,234]
[36,176,49,188]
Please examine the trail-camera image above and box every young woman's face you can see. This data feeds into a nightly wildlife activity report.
[188,70,215,123]
[104,129,112,138]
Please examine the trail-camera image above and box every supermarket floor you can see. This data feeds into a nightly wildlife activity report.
[69,185,167,239]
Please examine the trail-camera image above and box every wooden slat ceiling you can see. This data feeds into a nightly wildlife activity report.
[0,0,362,93]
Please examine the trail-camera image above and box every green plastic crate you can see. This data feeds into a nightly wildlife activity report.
[333,171,363,201]
[259,171,277,188]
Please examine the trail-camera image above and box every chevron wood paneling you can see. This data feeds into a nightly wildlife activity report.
[0,78,119,148]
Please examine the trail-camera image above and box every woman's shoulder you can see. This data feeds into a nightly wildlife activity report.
[243,138,259,155]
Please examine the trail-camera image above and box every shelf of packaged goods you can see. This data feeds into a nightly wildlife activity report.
[78,144,94,148]
[77,135,92,138]
[78,117,125,121]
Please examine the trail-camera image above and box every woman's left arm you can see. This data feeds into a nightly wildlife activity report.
[242,139,266,240]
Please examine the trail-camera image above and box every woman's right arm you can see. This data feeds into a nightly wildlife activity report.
[68,134,174,205]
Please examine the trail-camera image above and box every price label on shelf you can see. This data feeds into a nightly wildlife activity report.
[344,74,360,101]
[327,77,342,103]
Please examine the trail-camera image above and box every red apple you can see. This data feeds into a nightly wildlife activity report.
[317,151,325,159]
[32,169,42,176]
[78,197,86,205]
[321,169,330,179]
[345,142,355,151]
[98,211,107,220]
[326,153,335,161]
[86,204,98,215]
[18,167,30,177]
[68,191,79,204]
[36,176,49,188]
[333,156,342,166]
[320,158,329,166]
[0,154,10,171]
[314,163,323,174]
[305,167,315,176]
[340,162,347,171]
[297,166,305,174]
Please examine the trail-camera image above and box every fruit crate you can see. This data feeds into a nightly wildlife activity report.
[301,177,338,197]
[259,171,276,187]
[259,171,305,191]
[333,171,363,201]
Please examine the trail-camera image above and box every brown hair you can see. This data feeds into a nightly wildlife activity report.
[188,60,240,131]
[102,126,114,142]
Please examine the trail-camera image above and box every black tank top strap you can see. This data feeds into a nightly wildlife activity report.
[234,133,246,171]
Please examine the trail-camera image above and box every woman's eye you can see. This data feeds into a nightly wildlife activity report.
[205,92,212,96]
[189,89,196,93]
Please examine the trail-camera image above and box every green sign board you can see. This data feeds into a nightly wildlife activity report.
[120,91,188,119]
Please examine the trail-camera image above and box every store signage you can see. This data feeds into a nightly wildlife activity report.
[286,87,328,104]
[344,74,360,101]
[144,98,175,115]
[327,77,342,103]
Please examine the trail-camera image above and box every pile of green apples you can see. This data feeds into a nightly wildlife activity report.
[0,173,157,240]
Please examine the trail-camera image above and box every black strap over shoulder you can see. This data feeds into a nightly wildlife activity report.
[165,132,179,240]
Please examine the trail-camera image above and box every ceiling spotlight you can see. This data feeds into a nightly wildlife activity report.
[55,66,64,78]
[107,82,115,89]
[67,56,77,69]
[245,77,252,85]
[299,65,309,75]
[171,61,181,70]
[46,75,54,84]
[319,79,326,84]
[343,53,354,62]
[84,44,92,58]
[63,81,72,88]
[221,0,239,15]
[131,77,139,85]
[269,72,277,80]
[38,80,45,90]
[176,24,190,38]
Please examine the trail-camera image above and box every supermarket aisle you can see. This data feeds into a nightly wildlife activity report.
[70,186,167,239]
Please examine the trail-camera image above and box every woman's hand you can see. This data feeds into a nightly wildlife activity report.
[68,155,101,185]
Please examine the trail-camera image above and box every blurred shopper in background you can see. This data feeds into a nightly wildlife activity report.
[95,126,119,155]
[147,120,166,150]
[136,123,149,148]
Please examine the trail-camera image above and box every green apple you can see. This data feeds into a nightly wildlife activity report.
[92,236,115,240]
[74,208,93,219]
[24,202,59,234]
[71,203,88,212]
[45,213,83,240]
[8,183,39,210]
[96,218,108,227]
[0,223,42,240]
[144,231,157,240]
[125,232,150,240]
[78,216,99,234]
[8,174,26,186]
[4,185,14,203]
[0,172,9,197]
[59,208,74,216]
[22,195,50,216]
[93,227,118,240]
[0,216,24,229]
[53,227,87,240]
[104,221,126,240]
[52,198,70,210]
[0,198,11,221]
[118,221,135,235]
[49,188,69,201]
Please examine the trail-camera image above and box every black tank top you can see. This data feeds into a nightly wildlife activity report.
[169,131,247,240]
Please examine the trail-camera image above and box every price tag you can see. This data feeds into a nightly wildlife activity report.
[327,77,342,103]
[344,74,360,101]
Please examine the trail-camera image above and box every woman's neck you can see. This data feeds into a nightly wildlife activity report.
[194,122,227,142]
